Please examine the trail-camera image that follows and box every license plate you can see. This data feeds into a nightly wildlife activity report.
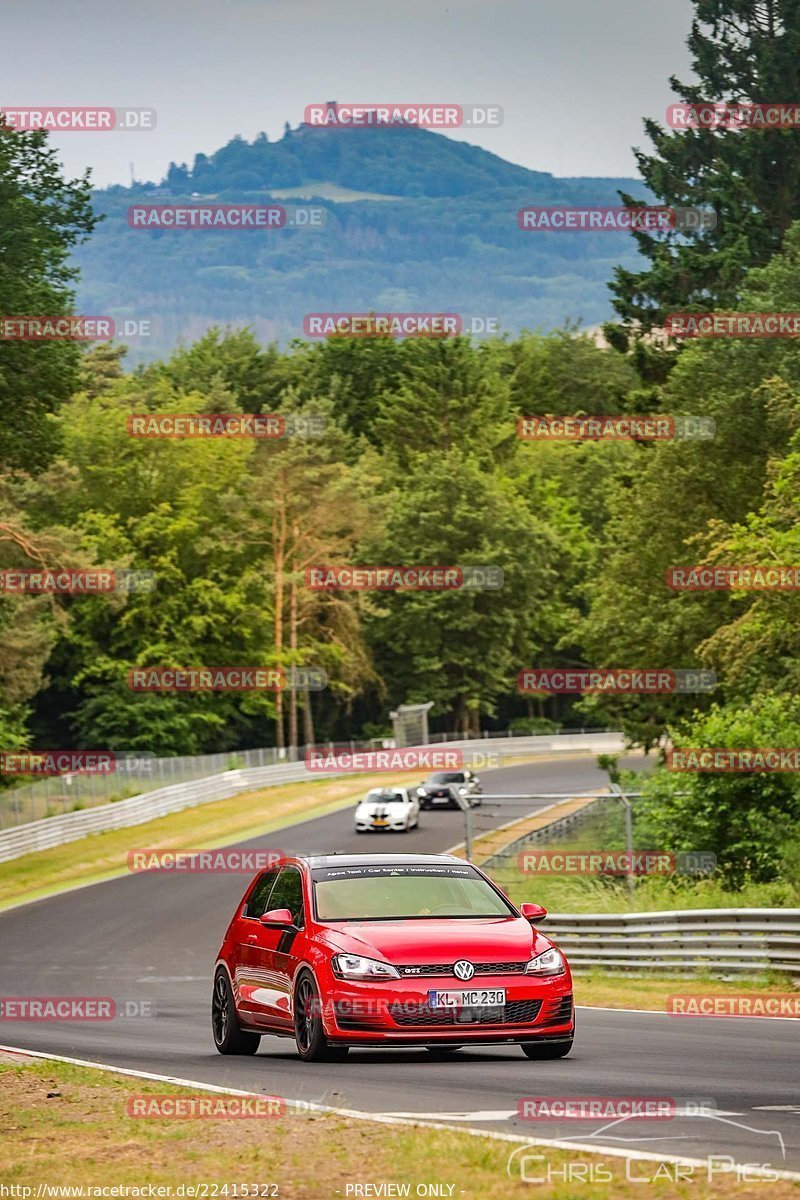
[429,989,506,1008]
[433,796,450,804]
[372,819,388,826]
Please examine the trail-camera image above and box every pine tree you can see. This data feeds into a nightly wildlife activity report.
[607,0,800,350]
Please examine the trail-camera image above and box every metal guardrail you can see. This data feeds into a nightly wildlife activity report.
[0,732,625,863]
[544,908,800,974]
[0,743,358,830]
[0,765,302,863]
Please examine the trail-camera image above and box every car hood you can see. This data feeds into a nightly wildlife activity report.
[355,802,402,815]
[320,917,548,963]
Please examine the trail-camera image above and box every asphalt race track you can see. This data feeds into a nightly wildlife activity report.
[1,753,798,1175]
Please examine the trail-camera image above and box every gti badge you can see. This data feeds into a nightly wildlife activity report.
[453,960,475,980]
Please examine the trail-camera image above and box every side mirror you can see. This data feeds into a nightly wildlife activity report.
[520,902,547,922]
[260,907,293,926]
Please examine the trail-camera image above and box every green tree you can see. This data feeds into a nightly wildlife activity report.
[30,373,279,754]
[636,694,800,887]
[608,0,800,342]
[362,453,549,732]
[583,222,800,745]
[0,121,98,469]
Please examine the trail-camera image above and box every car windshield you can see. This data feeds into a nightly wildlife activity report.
[312,863,514,920]
[365,791,405,804]
[428,772,464,784]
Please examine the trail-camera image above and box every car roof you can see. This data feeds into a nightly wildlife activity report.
[301,852,465,869]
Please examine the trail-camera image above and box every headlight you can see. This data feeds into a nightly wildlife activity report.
[332,954,400,980]
[416,788,426,796]
[459,787,468,795]
[525,948,566,977]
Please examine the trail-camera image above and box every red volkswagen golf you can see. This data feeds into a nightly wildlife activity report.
[212,853,574,1062]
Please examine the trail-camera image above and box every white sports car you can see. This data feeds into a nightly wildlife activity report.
[354,787,420,833]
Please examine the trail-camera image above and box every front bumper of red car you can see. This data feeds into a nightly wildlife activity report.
[317,974,574,1045]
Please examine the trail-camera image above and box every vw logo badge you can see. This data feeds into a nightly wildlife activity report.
[453,960,475,981]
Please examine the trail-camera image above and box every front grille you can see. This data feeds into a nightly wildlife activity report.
[388,999,542,1027]
[398,960,528,978]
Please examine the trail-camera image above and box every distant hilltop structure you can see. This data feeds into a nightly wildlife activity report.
[298,101,421,131]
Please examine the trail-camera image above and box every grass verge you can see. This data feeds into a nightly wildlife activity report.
[1,1057,797,1197]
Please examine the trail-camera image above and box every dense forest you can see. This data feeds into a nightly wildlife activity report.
[3,0,800,887]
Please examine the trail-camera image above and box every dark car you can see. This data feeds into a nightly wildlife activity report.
[415,770,483,810]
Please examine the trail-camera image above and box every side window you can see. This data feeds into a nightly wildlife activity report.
[243,870,279,918]
[265,867,306,928]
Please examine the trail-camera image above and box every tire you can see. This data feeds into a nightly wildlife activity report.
[520,1039,573,1060]
[293,971,350,1062]
[212,969,260,1055]
[426,1045,463,1056]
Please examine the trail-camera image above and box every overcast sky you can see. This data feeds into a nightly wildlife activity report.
[3,0,695,188]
